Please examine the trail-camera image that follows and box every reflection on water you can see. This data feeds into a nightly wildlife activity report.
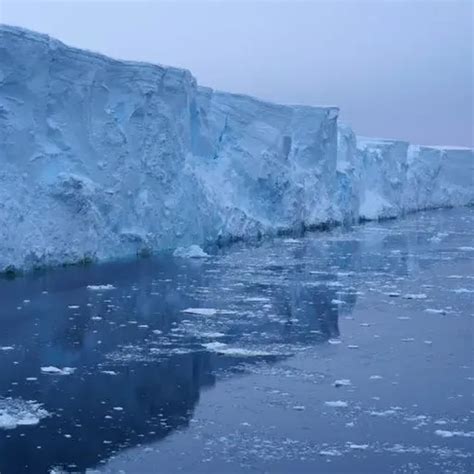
[0,208,471,473]
[0,238,354,473]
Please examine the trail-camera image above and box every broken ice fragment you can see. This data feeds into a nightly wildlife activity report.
[40,366,76,376]
[181,308,218,316]
[325,401,348,408]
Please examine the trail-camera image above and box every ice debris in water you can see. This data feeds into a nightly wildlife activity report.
[40,366,76,376]
[0,398,49,429]
[202,342,227,351]
[216,347,277,357]
[201,332,226,338]
[101,370,118,376]
[324,401,349,408]
[434,430,474,438]
[369,409,396,417]
[173,245,209,258]
[333,379,352,387]
[203,342,276,357]
[181,308,218,316]
[425,308,447,315]
[348,443,369,450]
[319,449,342,456]
[402,293,427,300]
[87,284,116,291]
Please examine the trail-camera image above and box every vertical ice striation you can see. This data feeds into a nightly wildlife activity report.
[0,25,472,272]
[191,88,340,239]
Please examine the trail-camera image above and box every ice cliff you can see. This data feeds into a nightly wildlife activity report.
[0,25,473,272]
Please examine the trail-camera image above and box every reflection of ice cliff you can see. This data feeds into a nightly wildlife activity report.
[0,243,350,473]
[0,25,472,273]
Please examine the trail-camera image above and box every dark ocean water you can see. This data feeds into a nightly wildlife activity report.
[0,208,472,473]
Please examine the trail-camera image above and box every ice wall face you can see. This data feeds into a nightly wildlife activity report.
[0,25,340,271]
[404,146,474,212]
[0,25,224,270]
[356,137,410,220]
[354,139,474,220]
[191,88,340,239]
[0,25,472,273]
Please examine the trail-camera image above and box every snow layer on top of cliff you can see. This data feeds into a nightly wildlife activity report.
[0,24,193,79]
[0,25,472,272]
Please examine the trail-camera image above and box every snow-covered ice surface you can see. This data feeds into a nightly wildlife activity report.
[0,208,472,473]
[0,25,473,273]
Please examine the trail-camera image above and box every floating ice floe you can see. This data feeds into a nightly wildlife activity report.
[181,308,218,316]
[87,284,116,291]
[319,449,342,456]
[402,293,427,300]
[202,342,227,351]
[217,347,277,357]
[369,409,396,417]
[348,443,369,450]
[203,342,277,357]
[434,429,474,438]
[173,245,209,258]
[0,346,14,351]
[333,379,352,387]
[324,400,348,408]
[424,308,447,315]
[0,398,49,429]
[40,366,76,376]
[201,332,226,338]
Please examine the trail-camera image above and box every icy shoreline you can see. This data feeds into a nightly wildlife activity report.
[0,25,472,273]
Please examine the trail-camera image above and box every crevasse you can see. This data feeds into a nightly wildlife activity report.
[0,25,472,272]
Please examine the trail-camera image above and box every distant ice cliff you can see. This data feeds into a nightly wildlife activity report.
[0,25,472,272]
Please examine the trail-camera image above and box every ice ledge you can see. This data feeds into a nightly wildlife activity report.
[0,24,192,78]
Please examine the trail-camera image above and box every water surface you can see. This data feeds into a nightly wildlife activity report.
[0,208,472,473]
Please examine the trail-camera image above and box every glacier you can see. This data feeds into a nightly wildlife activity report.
[0,25,473,273]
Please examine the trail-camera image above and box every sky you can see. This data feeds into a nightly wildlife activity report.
[1,0,472,147]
